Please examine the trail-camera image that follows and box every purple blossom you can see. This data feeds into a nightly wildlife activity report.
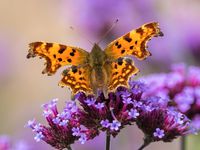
[76,81,147,137]
[27,99,97,149]
[85,97,96,106]
[72,127,81,137]
[136,96,193,143]
[110,120,121,131]
[122,97,132,104]
[128,109,139,119]
[34,132,44,142]
[27,80,195,149]
[59,119,69,127]
[78,134,87,144]
[100,119,110,128]
[141,64,200,131]
[153,128,165,139]
[95,102,105,109]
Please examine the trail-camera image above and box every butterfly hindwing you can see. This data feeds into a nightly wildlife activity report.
[58,65,93,95]
[105,22,163,60]
[108,58,139,91]
[27,42,89,75]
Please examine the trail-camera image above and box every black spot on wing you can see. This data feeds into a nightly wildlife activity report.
[58,58,62,62]
[117,58,123,65]
[67,58,72,63]
[117,44,121,49]
[136,28,144,35]
[71,66,78,73]
[58,45,66,54]
[121,49,125,54]
[124,37,132,42]
[70,52,75,56]
[130,46,134,49]
[115,41,119,46]
[45,43,53,51]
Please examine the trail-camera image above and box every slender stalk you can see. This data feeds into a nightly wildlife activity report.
[106,133,111,150]
[67,146,72,150]
[138,142,150,150]
[138,137,152,150]
[181,136,186,150]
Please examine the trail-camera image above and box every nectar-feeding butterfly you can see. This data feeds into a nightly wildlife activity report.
[27,22,163,96]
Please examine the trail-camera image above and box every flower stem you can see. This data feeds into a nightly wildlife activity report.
[106,132,111,150]
[138,137,152,150]
[67,146,72,150]
[181,136,186,150]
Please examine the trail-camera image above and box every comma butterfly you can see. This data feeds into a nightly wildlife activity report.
[27,22,163,96]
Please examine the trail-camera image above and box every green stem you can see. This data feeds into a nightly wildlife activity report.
[181,136,186,150]
[106,133,111,150]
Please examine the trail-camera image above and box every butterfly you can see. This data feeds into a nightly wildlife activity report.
[27,22,163,97]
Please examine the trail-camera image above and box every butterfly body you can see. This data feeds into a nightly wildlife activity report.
[27,22,163,96]
[88,43,110,95]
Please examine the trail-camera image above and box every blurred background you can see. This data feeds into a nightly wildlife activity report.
[0,0,200,149]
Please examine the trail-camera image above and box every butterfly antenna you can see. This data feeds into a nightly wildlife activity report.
[97,19,119,44]
[69,26,93,45]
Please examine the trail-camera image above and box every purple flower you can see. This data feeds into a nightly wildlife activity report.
[34,132,44,142]
[100,119,110,128]
[95,102,105,109]
[136,96,194,143]
[110,120,121,131]
[153,128,165,139]
[85,97,96,106]
[76,81,146,137]
[128,109,139,119]
[27,80,195,149]
[72,127,81,137]
[141,64,200,131]
[28,80,147,149]
[27,99,97,149]
[78,134,87,144]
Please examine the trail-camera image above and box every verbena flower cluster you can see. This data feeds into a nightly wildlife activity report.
[141,63,200,131]
[27,80,195,149]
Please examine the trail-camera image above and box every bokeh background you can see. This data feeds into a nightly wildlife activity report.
[0,0,200,149]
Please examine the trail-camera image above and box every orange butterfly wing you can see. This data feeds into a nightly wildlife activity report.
[105,22,163,60]
[27,42,89,75]
[107,58,139,91]
[59,65,93,95]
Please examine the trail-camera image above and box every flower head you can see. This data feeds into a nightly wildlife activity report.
[27,80,195,149]
[76,81,146,137]
[141,64,200,131]
[136,96,194,143]
[27,99,98,149]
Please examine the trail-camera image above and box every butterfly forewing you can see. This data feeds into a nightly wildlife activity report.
[104,22,163,60]
[27,42,89,75]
